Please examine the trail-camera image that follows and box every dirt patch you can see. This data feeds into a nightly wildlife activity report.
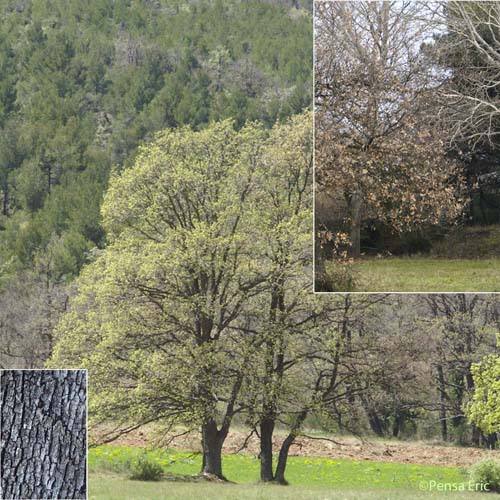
[92,425,499,469]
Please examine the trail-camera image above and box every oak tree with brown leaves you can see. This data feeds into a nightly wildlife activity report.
[315,1,467,274]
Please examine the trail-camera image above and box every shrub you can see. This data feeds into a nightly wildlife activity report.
[469,459,500,493]
[319,260,356,292]
[129,453,164,481]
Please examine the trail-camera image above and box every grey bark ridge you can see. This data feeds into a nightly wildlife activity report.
[0,370,87,499]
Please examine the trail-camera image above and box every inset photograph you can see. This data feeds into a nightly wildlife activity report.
[314,1,500,292]
[0,370,87,500]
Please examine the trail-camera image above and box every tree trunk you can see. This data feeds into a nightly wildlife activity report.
[471,423,481,447]
[437,364,448,442]
[260,417,275,482]
[348,190,362,258]
[0,370,87,499]
[2,182,8,217]
[273,434,294,485]
[273,410,308,485]
[392,409,405,438]
[201,418,225,479]
[198,343,244,481]
[314,222,327,290]
[483,432,497,449]
[367,410,385,437]
[259,281,286,482]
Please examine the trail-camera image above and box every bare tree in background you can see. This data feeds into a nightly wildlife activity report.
[439,1,500,149]
[0,239,73,369]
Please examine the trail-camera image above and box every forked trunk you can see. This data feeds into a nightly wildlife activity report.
[269,410,308,485]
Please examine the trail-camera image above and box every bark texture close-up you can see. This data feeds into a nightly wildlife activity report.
[0,370,87,499]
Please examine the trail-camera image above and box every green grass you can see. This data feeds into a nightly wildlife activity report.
[348,257,500,292]
[88,474,488,500]
[88,446,490,499]
[89,445,468,489]
[317,224,500,292]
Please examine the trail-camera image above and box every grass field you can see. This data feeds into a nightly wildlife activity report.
[87,445,484,499]
[88,474,488,500]
[349,257,500,292]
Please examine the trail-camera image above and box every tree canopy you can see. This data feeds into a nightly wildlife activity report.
[468,336,500,435]
[49,112,314,479]
[0,0,312,279]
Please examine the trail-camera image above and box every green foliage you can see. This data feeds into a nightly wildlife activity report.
[467,342,500,435]
[469,459,500,493]
[129,453,164,482]
[41,111,313,484]
[431,226,500,259]
[48,113,312,471]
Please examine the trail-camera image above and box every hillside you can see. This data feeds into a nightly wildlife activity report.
[0,0,312,279]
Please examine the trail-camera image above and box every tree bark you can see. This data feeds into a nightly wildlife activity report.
[471,423,481,447]
[392,409,405,438]
[483,432,498,450]
[314,221,327,290]
[199,357,244,480]
[0,370,87,499]
[274,434,294,485]
[259,279,286,483]
[367,410,386,437]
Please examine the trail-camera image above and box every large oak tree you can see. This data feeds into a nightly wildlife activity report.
[49,113,312,480]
